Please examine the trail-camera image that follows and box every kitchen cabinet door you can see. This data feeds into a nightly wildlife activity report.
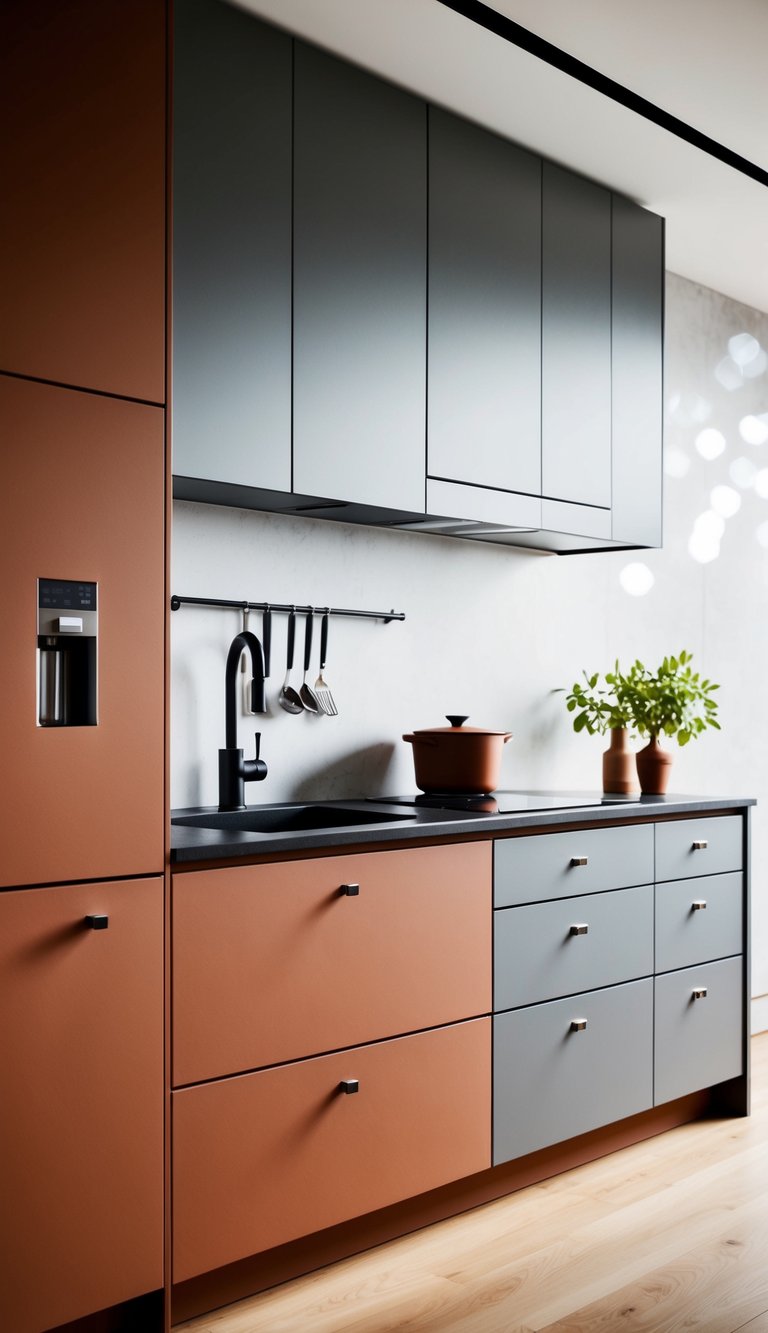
[542,163,611,510]
[428,107,541,497]
[0,0,165,402]
[0,877,163,1333]
[173,842,491,1085]
[174,1019,490,1280]
[611,195,665,545]
[0,377,164,887]
[293,42,426,512]
[173,0,292,491]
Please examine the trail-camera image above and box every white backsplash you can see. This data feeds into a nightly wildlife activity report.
[172,271,768,999]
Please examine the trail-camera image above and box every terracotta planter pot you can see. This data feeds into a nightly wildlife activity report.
[602,728,637,794]
[635,734,674,795]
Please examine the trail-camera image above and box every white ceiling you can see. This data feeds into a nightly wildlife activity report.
[238,0,768,314]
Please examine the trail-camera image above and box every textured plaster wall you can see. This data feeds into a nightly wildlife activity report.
[172,272,768,1007]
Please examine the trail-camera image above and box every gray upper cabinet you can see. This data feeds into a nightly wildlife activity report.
[427,108,541,498]
[542,164,612,511]
[612,196,665,546]
[292,44,427,513]
[170,7,664,553]
[172,0,292,491]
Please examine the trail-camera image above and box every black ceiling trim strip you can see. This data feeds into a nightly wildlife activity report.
[436,0,768,191]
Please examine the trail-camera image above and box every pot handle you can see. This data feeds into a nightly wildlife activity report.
[503,733,514,744]
[402,734,438,747]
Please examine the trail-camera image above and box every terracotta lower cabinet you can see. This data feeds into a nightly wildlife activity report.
[0,877,164,1333]
[173,1018,491,1281]
[172,842,492,1084]
[172,842,493,1284]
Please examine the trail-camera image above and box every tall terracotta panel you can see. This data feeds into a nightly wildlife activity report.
[0,376,165,886]
[0,0,166,402]
[0,877,164,1332]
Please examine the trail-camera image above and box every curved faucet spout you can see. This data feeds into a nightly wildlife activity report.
[225,631,265,748]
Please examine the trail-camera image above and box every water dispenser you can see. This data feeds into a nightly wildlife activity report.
[37,579,98,726]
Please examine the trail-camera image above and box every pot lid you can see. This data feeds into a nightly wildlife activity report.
[410,715,512,736]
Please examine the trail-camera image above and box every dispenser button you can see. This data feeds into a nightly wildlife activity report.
[57,617,83,633]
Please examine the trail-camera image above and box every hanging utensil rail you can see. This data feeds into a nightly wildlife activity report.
[170,595,405,624]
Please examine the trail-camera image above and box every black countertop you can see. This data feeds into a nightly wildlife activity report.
[170,791,755,865]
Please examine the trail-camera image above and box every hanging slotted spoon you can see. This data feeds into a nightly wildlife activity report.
[313,611,338,716]
[278,609,303,714]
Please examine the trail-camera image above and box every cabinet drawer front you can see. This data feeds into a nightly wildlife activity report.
[493,979,652,1164]
[173,1018,491,1281]
[0,878,163,1333]
[173,842,491,1085]
[654,957,743,1105]
[655,873,743,973]
[494,824,654,907]
[494,884,653,1011]
[655,815,742,882]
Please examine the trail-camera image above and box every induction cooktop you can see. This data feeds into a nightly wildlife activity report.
[369,790,640,815]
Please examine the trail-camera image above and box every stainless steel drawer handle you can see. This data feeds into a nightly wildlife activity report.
[692,840,709,850]
[339,883,360,897]
[570,856,589,867]
[691,900,707,911]
[570,1018,588,1032]
[569,923,589,936]
[339,1079,359,1095]
[692,987,708,1000]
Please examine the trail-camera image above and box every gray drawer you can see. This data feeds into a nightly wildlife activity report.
[655,815,742,882]
[654,956,743,1105]
[655,873,743,974]
[494,884,653,1010]
[494,823,654,907]
[493,978,653,1164]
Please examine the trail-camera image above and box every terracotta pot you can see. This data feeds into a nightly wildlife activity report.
[402,715,513,794]
[602,728,637,795]
[635,734,674,795]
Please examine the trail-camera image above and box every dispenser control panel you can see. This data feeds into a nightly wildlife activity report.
[39,580,97,612]
[37,578,98,726]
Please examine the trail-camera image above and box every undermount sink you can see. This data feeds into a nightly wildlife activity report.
[171,804,417,835]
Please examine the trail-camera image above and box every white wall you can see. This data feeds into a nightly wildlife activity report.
[172,272,768,1015]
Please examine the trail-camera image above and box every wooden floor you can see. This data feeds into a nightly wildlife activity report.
[180,1034,768,1333]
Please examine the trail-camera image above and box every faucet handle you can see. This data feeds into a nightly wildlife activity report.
[243,732,268,784]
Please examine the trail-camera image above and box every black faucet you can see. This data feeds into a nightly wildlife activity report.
[218,631,268,811]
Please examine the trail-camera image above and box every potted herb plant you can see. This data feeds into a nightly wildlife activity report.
[564,664,635,793]
[618,651,720,794]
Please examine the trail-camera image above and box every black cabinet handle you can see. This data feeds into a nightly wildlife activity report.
[339,883,360,897]
[569,923,589,936]
[570,1018,588,1033]
[339,1079,359,1095]
[85,914,109,930]
[570,856,588,867]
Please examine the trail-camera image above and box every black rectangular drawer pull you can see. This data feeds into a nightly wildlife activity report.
[692,839,708,850]
[339,1079,359,1094]
[85,914,109,930]
[339,883,360,897]
[569,923,589,936]
[570,1018,588,1032]
[691,899,707,911]
[570,856,588,867]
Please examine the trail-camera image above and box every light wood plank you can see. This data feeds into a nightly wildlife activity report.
[177,1035,768,1333]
